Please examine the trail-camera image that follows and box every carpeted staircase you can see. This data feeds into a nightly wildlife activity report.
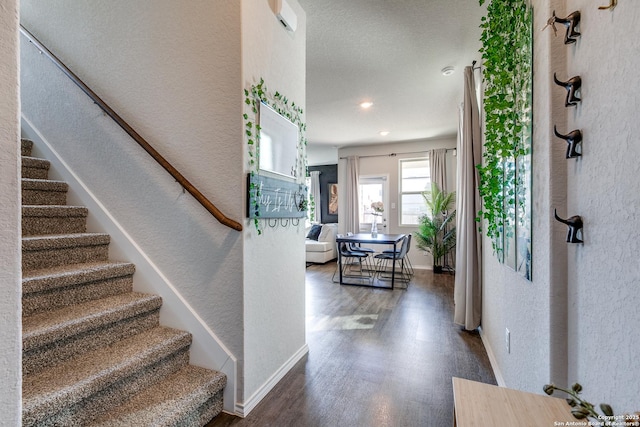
[21,138,226,426]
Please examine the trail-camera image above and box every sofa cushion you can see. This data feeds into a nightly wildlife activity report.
[306,224,322,240]
[318,223,337,242]
[305,240,334,253]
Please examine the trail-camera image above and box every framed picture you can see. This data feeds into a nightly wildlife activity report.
[328,183,338,215]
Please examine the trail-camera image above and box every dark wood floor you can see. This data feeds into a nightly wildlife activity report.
[208,263,496,427]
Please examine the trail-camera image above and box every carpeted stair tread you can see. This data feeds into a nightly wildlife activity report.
[22,205,89,235]
[22,232,110,250]
[23,292,162,352]
[88,365,226,427]
[22,233,111,270]
[22,177,68,205]
[23,261,135,294]
[21,156,50,168]
[22,156,51,179]
[22,205,88,217]
[22,177,68,191]
[22,326,192,424]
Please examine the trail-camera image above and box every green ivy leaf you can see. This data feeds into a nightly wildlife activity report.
[600,404,614,417]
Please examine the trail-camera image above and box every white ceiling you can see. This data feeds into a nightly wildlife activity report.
[296,0,486,148]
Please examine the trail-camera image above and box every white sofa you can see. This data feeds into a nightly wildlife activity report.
[305,223,338,264]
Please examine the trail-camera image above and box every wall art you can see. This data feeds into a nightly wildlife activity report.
[477,0,533,280]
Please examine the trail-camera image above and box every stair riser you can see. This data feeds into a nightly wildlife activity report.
[23,294,163,351]
[22,215,87,236]
[23,309,160,376]
[23,274,134,317]
[22,189,67,205]
[196,389,225,426]
[22,165,49,180]
[22,244,109,270]
[22,139,33,157]
[24,349,191,427]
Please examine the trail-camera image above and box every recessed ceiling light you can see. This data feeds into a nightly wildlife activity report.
[441,66,455,76]
[379,131,390,136]
[360,101,374,109]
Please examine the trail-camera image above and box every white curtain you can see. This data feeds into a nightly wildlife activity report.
[344,156,360,234]
[429,148,448,194]
[309,171,321,223]
[454,66,483,331]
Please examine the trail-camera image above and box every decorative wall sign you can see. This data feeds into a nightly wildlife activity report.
[247,174,307,219]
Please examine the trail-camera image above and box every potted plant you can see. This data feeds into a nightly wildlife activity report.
[413,183,456,273]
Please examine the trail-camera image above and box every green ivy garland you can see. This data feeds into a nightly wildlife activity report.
[477,0,532,253]
[243,78,307,234]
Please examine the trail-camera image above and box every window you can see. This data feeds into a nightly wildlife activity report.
[400,158,430,226]
[359,176,387,228]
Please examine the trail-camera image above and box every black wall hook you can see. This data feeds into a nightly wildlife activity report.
[554,209,583,243]
[554,73,582,107]
[554,126,583,158]
[543,11,581,44]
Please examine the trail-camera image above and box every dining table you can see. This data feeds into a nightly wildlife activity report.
[335,233,406,290]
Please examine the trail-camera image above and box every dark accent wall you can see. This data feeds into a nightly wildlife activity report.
[309,164,338,223]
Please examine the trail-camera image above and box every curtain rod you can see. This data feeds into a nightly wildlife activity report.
[339,148,454,160]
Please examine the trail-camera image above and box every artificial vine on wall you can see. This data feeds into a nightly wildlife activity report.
[477,0,533,254]
[243,78,307,234]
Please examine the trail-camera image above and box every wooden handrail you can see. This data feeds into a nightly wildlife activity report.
[20,25,243,232]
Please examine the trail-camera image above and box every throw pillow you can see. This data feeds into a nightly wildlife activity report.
[306,224,322,241]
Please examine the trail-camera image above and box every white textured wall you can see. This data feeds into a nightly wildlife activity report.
[564,0,640,409]
[482,0,640,410]
[338,137,457,269]
[241,0,307,409]
[20,0,245,395]
[0,0,22,423]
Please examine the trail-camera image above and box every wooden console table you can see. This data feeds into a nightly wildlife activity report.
[452,377,574,427]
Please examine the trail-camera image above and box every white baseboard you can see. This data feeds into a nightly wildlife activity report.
[479,326,506,387]
[235,344,309,417]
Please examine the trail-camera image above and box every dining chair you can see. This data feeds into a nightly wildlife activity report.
[374,234,411,286]
[381,233,414,275]
[332,234,373,283]
[346,232,375,255]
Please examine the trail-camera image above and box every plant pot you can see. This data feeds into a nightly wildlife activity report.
[433,265,444,274]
